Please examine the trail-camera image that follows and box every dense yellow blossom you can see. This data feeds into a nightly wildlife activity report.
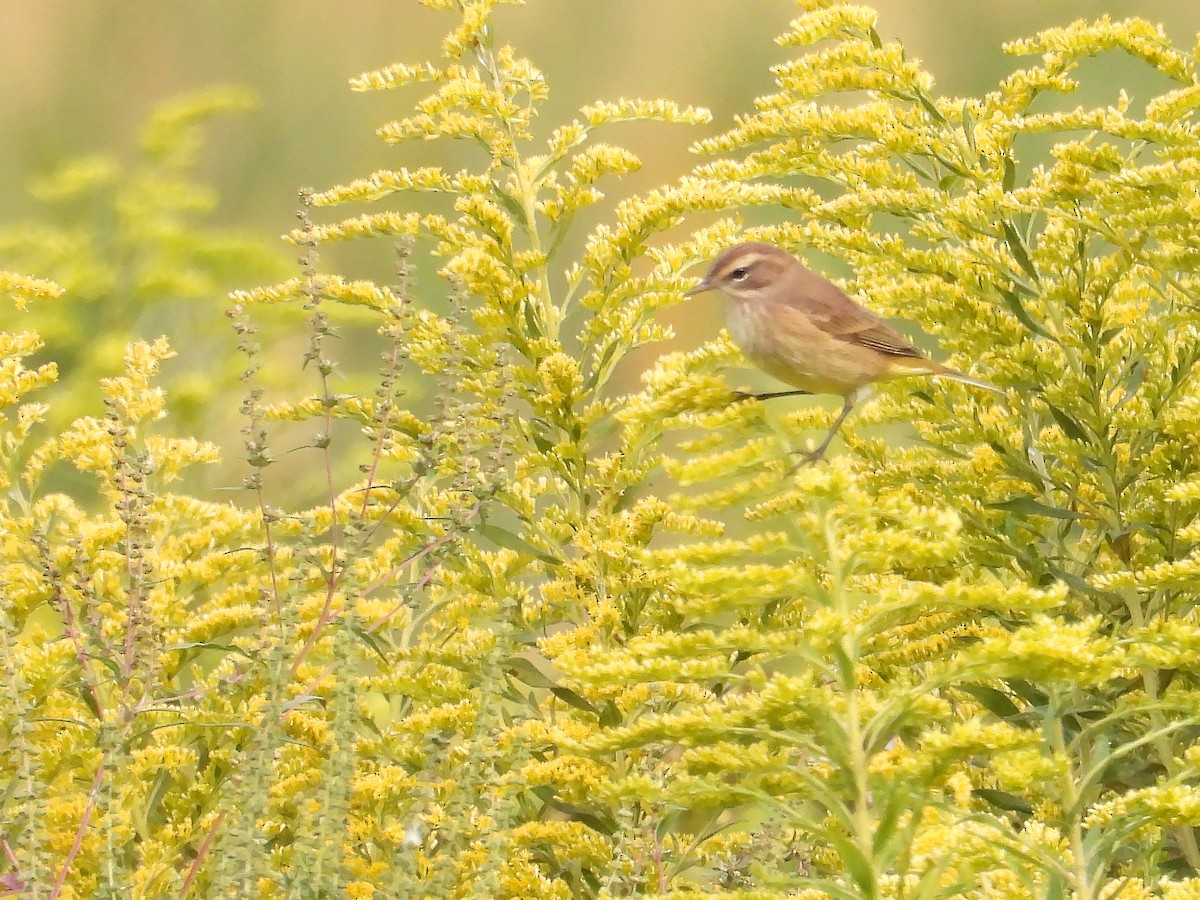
[7,1,1200,898]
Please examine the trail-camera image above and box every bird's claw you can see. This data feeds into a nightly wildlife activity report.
[794,448,827,463]
[783,447,827,475]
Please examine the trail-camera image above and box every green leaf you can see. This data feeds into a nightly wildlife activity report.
[960,684,1021,718]
[998,288,1051,339]
[550,685,598,715]
[522,297,544,340]
[656,810,683,842]
[988,496,1085,520]
[1008,680,1049,710]
[348,625,390,663]
[915,90,944,124]
[831,642,856,691]
[491,185,525,221]
[1003,155,1017,192]
[1046,403,1090,442]
[583,340,619,392]
[140,769,172,836]
[872,785,914,860]
[505,655,558,689]
[6,487,29,515]
[1001,221,1039,283]
[166,641,247,656]
[1117,360,1146,408]
[1046,564,1115,602]
[598,700,622,728]
[544,210,577,260]
[961,103,977,156]
[540,795,618,835]
[824,828,876,896]
[75,681,103,720]
[476,523,559,564]
[524,417,555,453]
[974,788,1033,814]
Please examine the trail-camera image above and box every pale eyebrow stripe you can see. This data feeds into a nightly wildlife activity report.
[716,251,769,275]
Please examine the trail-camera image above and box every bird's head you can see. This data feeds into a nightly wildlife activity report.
[685,242,798,304]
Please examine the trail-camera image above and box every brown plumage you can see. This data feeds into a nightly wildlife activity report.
[686,241,1000,462]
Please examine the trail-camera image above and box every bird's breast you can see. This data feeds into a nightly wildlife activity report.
[726,299,888,396]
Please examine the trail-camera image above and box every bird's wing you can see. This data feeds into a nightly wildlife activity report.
[794,276,925,359]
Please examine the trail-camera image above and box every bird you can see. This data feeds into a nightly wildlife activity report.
[686,241,1002,462]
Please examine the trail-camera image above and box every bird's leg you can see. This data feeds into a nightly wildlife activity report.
[791,394,856,466]
[732,388,812,402]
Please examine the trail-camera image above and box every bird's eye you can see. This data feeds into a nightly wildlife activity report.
[730,267,750,282]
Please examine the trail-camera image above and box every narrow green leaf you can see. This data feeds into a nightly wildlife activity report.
[166,641,245,655]
[872,785,913,859]
[491,186,525,221]
[998,288,1051,339]
[583,341,619,392]
[348,625,390,663]
[505,655,558,689]
[1117,360,1146,407]
[1008,680,1049,709]
[598,700,621,728]
[1046,403,1090,442]
[960,684,1021,718]
[521,299,543,341]
[915,90,944,124]
[76,680,102,720]
[542,797,618,835]
[831,643,856,692]
[549,685,598,715]
[524,417,556,453]
[1046,564,1109,600]
[824,829,876,896]
[1002,221,1039,283]
[6,487,29,515]
[1003,155,1017,192]
[973,788,1033,814]
[476,523,559,564]
[655,810,683,842]
[141,769,172,835]
[988,496,1084,520]
[544,210,577,260]
[961,103,977,156]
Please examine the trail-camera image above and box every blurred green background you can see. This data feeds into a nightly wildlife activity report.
[4,1,1194,237]
[0,0,1195,499]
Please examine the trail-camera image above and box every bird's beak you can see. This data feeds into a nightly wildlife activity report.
[685,279,712,297]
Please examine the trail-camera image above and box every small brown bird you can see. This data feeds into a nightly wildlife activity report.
[687,242,1001,462]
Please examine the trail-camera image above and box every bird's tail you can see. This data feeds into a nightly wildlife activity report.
[934,364,1004,395]
[886,358,1004,394]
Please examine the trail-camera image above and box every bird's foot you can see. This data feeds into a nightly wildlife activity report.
[784,447,828,475]
[794,447,828,463]
[732,389,812,403]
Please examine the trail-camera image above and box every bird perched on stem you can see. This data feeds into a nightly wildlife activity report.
[686,241,1002,463]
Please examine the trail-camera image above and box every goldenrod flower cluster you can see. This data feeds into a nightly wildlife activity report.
[4,2,1200,897]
